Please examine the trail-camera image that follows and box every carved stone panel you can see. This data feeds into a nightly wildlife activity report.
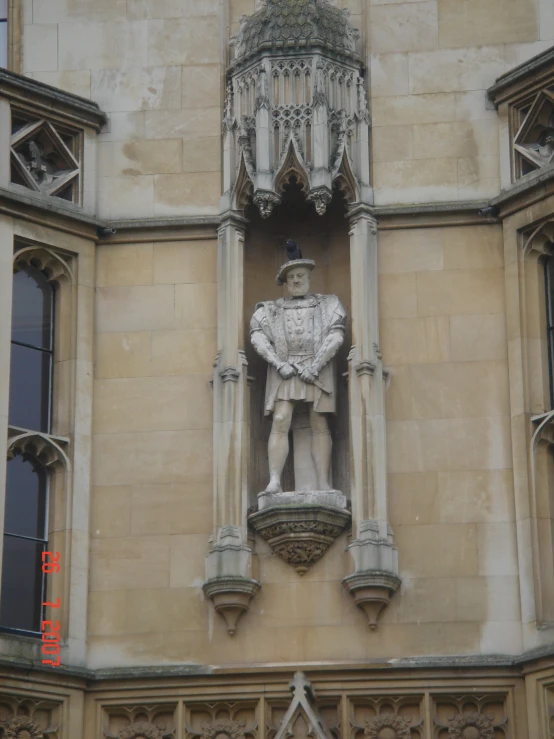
[350,696,424,739]
[0,695,60,739]
[513,88,554,177]
[185,702,257,739]
[432,694,508,738]
[102,705,176,739]
[10,115,81,202]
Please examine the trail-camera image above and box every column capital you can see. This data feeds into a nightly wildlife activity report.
[347,202,378,232]
[219,209,249,233]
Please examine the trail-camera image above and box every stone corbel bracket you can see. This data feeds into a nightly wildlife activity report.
[248,495,351,575]
[202,576,260,636]
[342,520,400,629]
[342,570,401,630]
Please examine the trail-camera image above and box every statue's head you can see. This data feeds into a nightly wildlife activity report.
[286,266,312,297]
[276,257,316,294]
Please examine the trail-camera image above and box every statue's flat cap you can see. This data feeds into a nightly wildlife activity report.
[276,259,316,285]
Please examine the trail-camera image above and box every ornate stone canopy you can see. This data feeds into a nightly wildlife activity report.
[222,0,371,219]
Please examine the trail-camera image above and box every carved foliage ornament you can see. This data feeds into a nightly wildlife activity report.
[118,723,162,739]
[446,713,494,739]
[364,715,411,739]
[248,506,351,575]
[201,720,246,739]
[3,716,43,739]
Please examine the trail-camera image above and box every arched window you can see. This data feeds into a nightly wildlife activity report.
[0,263,54,633]
[0,0,6,69]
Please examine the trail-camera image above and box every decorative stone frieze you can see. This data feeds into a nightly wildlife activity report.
[249,502,351,575]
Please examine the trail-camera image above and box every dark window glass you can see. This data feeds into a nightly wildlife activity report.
[8,266,54,432]
[11,267,54,349]
[0,534,45,632]
[4,455,47,539]
[8,344,52,432]
[545,256,554,409]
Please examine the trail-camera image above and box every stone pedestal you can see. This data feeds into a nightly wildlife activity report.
[249,494,351,575]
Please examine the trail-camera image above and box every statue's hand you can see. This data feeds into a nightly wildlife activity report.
[279,362,296,379]
[299,367,317,384]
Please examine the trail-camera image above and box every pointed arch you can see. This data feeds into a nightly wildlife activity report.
[332,147,359,205]
[274,135,310,195]
[233,152,255,211]
[7,430,70,472]
[13,245,74,287]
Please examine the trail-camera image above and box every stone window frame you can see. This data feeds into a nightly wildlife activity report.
[506,214,554,631]
[0,69,107,216]
[488,48,554,188]
[0,226,95,664]
[1,244,74,640]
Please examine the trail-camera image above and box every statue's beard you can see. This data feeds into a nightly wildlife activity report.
[289,284,309,297]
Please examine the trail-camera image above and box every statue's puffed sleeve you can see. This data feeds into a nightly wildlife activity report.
[310,297,346,375]
[250,304,285,371]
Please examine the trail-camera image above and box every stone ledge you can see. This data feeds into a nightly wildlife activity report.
[2,645,554,682]
[490,162,554,215]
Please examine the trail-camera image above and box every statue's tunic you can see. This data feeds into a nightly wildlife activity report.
[250,294,346,415]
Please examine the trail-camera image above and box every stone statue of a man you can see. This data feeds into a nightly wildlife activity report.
[250,253,346,494]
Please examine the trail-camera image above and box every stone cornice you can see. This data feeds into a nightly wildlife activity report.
[0,68,107,130]
[1,644,554,685]
[490,162,554,217]
[372,200,497,229]
[487,45,554,107]
[0,185,102,239]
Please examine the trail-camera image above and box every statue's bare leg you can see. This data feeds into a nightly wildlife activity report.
[266,400,294,494]
[309,406,332,490]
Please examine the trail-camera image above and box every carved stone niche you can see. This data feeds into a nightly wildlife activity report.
[248,497,351,575]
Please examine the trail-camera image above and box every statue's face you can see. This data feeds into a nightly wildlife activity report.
[286,267,311,297]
